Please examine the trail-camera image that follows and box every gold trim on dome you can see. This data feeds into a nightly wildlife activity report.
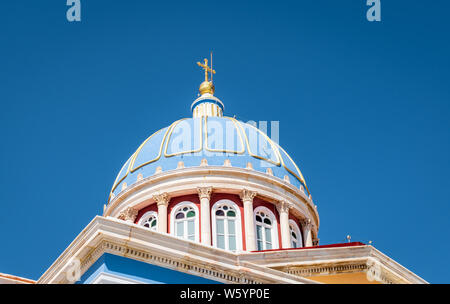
[109,123,177,199]
[128,126,172,173]
[109,154,135,197]
[275,144,310,194]
[234,119,281,166]
[204,116,245,154]
[164,118,203,157]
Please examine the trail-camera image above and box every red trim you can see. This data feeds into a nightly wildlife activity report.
[250,242,366,253]
[0,273,35,284]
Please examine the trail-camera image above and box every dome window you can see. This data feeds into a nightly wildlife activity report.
[171,203,199,242]
[138,211,158,232]
[212,200,243,251]
[254,207,279,251]
[289,220,303,248]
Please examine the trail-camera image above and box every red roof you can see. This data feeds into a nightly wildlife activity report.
[0,273,35,284]
[251,242,366,253]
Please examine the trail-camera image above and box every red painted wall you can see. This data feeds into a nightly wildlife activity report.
[134,193,303,251]
[135,203,158,224]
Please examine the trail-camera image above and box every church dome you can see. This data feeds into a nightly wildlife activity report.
[109,115,310,200]
[109,56,310,202]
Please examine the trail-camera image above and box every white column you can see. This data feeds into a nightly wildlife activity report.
[301,218,313,247]
[276,201,292,249]
[240,189,257,251]
[153,192,170,233]
[197,186,213,246]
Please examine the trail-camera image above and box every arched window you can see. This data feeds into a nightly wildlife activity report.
[212,200,242,251]
[289,220,303,248]
[138,211,158,231]
[254,207,279,251]
[171,202,199,242]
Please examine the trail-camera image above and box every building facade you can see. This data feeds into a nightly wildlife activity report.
[2,58,427,284]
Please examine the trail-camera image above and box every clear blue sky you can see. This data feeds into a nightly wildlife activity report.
[1,1,449,283]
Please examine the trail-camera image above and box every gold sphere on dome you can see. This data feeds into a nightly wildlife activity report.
[199,81,215,95]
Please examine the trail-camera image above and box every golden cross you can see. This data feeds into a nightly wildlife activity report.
[197,58,216,82]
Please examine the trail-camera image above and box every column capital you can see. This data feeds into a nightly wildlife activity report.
[276,200,292,214]
[301,218,313,230]
[153,192,170,207]
[312,238,319,246]
[117,206,138,222]
[197,186,213,200]
[239,189,257,202]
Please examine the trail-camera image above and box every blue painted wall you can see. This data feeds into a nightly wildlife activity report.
[78,253,221,284]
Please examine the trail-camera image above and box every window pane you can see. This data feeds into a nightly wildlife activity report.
[227,219,235,235]
[216,210,224,216]
[229,235,236,251]
[216,219,224,234]
[187,220,195,237]
[217,235,225,249]
[227,210,236,217]
[255,215,262,222]
[256,225,262,240]
[176,212,184,219]
[257,240,263,251]
[292,241,297,248]
[187,211,195,218]
[264,218,271,225]
[151,220,157,227]
[265,227,272,244]
[176,221,184,237]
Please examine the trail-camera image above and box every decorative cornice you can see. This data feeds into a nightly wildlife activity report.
[153,192,170,207]
[197,186,213,200]
[238,243,428,284]
[282,261,402,284]
[239,189,257,202]
[117,207,138,222]
[84,240,261,284]
[38,216,314,284]
[105,166,320,229]
[276,200,292,214]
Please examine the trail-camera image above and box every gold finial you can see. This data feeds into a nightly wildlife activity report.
[197,56,216,95]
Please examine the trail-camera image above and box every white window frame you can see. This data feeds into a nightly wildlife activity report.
[211,199,243,251]
[254,206,279,250]
[289,219,303,248]
[170,201,199,242]
[138,211,158,231]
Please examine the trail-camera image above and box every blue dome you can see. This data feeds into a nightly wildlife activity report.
[110,116,309,199]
